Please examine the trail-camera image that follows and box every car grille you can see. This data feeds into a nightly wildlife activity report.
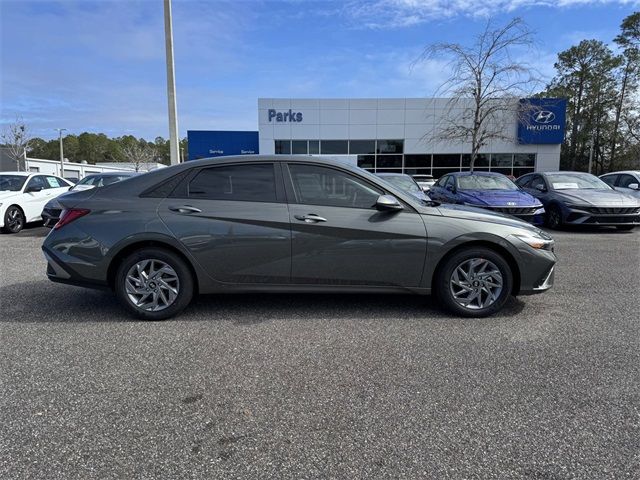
[587,207,640,215]
[485,206,539,215]
[584,216,640,224]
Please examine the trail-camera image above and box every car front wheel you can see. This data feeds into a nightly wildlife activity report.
[436,247,513,317]
[1,205,25,233]
[545,205,562,229]
[115,248,194,320]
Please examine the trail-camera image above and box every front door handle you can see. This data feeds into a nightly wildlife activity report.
[169,205,202,214]
[295,214,327,223]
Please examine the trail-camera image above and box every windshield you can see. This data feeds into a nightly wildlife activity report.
[457,175,519,191]
[547,173,610,190]
[0,175,28,192]
[73,174,131,189]
[382,175,422,193]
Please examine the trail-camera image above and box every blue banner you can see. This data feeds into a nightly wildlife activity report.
[187,131,259,160]
[517,98,567,144]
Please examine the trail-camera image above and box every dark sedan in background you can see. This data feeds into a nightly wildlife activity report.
[428,171,545,225]
[41,171,138,227]
[42,155,556,321]
[516,171,640,230]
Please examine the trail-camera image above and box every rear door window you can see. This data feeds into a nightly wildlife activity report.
[601,174,618,187]
[188,164,277,202]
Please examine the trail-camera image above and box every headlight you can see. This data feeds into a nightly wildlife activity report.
[512,232,554,250]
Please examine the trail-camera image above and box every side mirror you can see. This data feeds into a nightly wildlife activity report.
[534,184,546,192]
[628,183,639,190]
[25,185,43,193]
[376,195,404,211]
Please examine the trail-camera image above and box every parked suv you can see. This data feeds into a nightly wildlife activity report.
[43,156,557,320]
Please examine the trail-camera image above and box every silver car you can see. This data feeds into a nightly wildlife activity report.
[600,171,640,198]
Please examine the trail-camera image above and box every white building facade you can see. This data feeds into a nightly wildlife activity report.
[258,98,563,178]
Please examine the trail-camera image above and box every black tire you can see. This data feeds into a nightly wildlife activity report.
[436,247,514,318]
[616,225,635,231]
[1,205,25,234]
[115,248,194,320]
[545,204,562,229]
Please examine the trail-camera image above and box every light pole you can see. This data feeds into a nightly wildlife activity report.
[163,0,180,165]
[55,128,67,177]
[588,139,594,174]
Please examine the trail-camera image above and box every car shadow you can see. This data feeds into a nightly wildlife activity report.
[0,223,49,237]
[0,279,526,324]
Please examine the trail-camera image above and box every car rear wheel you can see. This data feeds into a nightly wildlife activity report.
[1,205,25,234]
[115,248,194,320]
[545,205,562,229]
[436,247,513,318]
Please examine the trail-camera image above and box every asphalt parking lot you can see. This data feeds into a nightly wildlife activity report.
[1,225,639,479]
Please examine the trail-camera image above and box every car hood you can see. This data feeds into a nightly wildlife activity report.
[432,203,543,232]
[0,191,21,202]
[458,189,541,207]
[554,189,640,206]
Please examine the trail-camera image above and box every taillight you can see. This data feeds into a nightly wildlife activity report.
[54,208,91,230]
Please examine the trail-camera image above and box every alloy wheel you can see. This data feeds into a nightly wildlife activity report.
[125,259,180,312]
[6,207,24,233]
[449,258,504,310]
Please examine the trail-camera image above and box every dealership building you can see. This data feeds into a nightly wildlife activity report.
[188,97,566,178]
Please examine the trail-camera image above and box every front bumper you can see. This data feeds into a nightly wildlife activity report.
[479,205,545,225]
[563,205,640,226]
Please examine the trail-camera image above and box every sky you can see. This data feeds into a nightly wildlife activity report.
[1,0,638,140]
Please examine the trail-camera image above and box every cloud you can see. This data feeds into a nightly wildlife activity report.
[342,0,640,28]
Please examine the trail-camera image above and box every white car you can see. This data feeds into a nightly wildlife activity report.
[0,172,72,233]
[412,174,436,192]
[600,170,640,198]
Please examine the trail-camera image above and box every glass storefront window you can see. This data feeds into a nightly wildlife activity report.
[513,167,535,179]
[349,140,376,154]
[292,140,308,154]
[376,155,403,168]
[375,168,404,173]
[320,140,348,154]
[432,167,462,178]
[491,167,513,176]
[377,140,403,154]
[433,154,461,168]
[491,154,513,167]
[404,154,431,168]
[357,155,375,169]
[462,154,489,167]
[514,154,536,167]
[275,140,291,154]
[309,140,320,155]
[404,168,432,175]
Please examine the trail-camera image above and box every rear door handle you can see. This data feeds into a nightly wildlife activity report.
[295,214,327,223]
[169,205,202,214]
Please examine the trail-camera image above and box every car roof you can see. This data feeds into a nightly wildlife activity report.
[450,171,504,177]
[601,170,640,176]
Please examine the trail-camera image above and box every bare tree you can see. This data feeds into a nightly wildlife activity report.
[120,140,157,172]
[415,18,542,171]
[1,117,32,171]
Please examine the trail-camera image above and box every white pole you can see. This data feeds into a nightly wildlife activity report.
[55,128,66,177]
[164,0,180,165]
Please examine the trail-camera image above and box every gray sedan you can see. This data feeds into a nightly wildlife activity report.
[42,156,557,320]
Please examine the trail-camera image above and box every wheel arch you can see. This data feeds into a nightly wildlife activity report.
[106,239,200,293]
[431,240,521,295]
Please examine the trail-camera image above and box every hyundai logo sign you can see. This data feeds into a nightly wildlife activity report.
[518,98,567,145]
[534,111,556,124]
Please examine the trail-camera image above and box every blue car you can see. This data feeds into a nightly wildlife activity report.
[429,171,545,224]
[516,171,640,230]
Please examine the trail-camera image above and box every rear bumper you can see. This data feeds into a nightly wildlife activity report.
[42,245,109,290]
